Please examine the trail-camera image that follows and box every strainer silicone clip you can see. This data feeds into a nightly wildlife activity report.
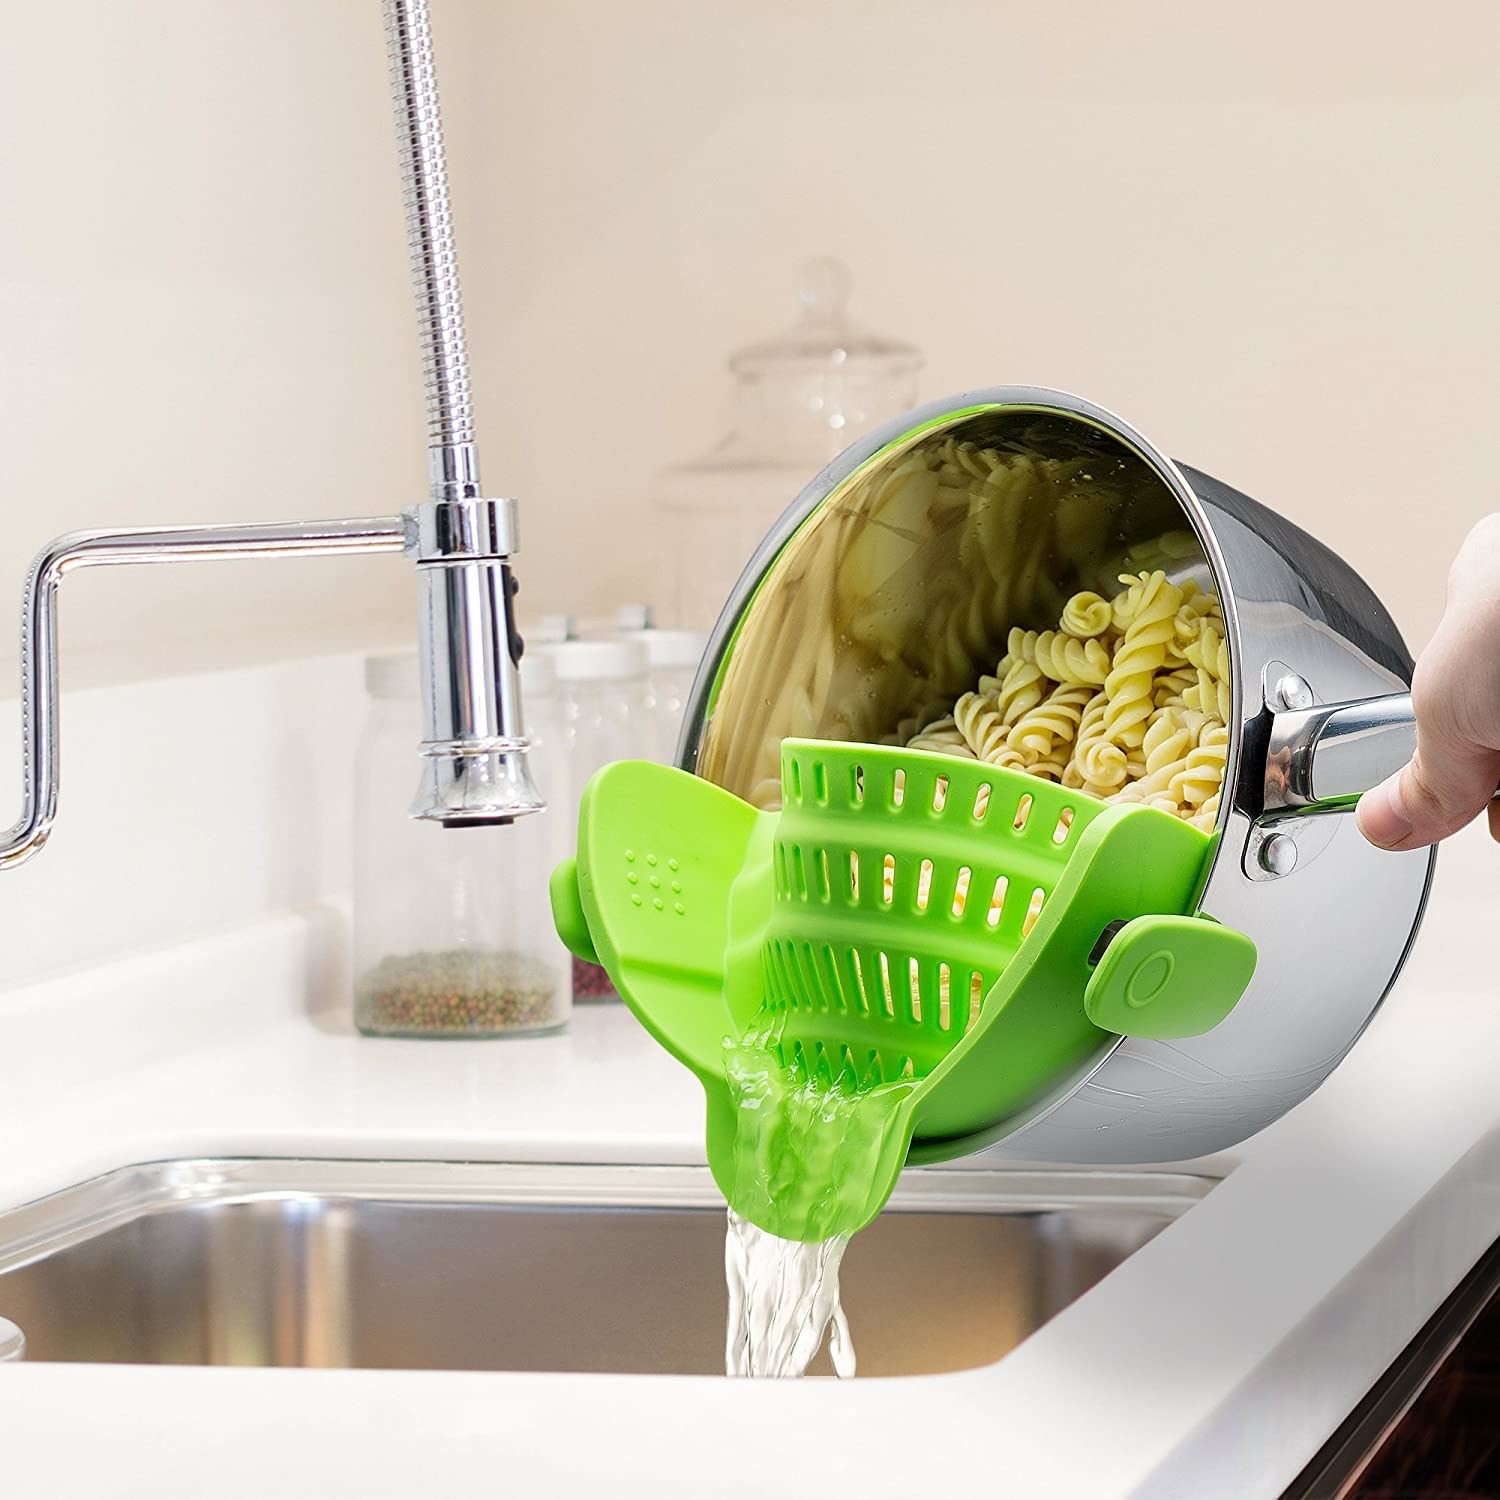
[551,741,1256,1240]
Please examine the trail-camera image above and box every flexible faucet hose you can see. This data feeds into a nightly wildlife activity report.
[382,0,479,495]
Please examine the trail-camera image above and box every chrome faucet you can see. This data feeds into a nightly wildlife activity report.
[0,0,541,871]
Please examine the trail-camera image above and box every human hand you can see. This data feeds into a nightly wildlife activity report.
[1357,515,1500,851]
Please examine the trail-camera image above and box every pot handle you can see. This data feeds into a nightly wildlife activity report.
[1263,692,1414,816]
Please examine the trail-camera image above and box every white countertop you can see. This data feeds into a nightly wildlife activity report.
[0,828,1496,1499]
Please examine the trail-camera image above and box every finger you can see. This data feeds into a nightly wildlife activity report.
[1356,743,1500,851]
[1357,776,1412,849]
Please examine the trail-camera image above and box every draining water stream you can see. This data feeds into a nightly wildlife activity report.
[722,1034,912,1378]
[725,1210,855,1377]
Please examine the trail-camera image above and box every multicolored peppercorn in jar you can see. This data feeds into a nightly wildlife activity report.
[357,950,565,1037]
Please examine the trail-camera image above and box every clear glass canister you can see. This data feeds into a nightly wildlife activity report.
[550,637,650,1001]
[652,257,922,629]
[353,651,571,1038]
[620,627,709,763]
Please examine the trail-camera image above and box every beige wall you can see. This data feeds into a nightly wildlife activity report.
[0,0,461,685]
[2,1,1496,691]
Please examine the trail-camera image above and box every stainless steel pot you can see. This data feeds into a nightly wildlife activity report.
[678,387,1432,1165]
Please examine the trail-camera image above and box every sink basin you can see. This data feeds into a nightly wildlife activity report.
[0,1159,1209,1377]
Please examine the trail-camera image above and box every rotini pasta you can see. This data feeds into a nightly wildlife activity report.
[1058,590,1115,640]
[1152,666,1197,711]
[1169,725,1229,808]
[952,691,1010,762]
[1008,682,1094,762]
[1008,627,1113,687]
[1101,571,1183,750]
[905,715,974,757]
[992,657,1048,727]
[907,568,1231,829]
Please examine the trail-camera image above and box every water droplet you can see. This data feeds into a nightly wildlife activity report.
[668,857,680,871]
[671,880,682,893]
[674,902,685,915]
[631,893,643,907]
[625,849,636,862]
[653,897,664,911]
[627,872,638,885]
[646,853,658,867]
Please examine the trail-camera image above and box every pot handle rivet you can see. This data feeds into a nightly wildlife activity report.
[1258,832,1299,877]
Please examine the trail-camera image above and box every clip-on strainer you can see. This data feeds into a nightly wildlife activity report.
[552,738,1256,1241]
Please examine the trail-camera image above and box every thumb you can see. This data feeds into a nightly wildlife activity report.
[1357,740,1500,851]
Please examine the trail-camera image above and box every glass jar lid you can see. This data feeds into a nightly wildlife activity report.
[548,638,649,682]
[729,258,921,377]
[620,628,708,669]
[658,258,923,482]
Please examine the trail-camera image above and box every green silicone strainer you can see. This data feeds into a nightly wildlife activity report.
[551,739,1256,1240]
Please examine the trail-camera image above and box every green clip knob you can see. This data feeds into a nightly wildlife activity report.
[549,858,600,966]
[1084,914,1257,1040]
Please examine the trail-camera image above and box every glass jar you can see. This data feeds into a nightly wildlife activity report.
[620,627,709,763]
[652,258,922,629]
[353,651,570,1038]
[550,637,650,1000]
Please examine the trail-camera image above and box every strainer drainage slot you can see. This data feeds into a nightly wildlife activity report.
[849,949,869,1013]
[1013,793,1034,831]
[986,876,1009,928]
[1022,888,1046,937]
[952,866,972,917]
[917,858,934,910]
[933,775,949,812]
[973,783,991,820]
[792,942,819,1009]
[819,945,842,1010]
[893,769,906,807]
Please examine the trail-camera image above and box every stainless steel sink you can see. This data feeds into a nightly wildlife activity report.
[0,1159,1209,1377]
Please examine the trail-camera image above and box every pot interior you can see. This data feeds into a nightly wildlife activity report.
[695,403,1217,809]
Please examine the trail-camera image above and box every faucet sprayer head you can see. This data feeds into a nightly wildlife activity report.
[407,496,544,826]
